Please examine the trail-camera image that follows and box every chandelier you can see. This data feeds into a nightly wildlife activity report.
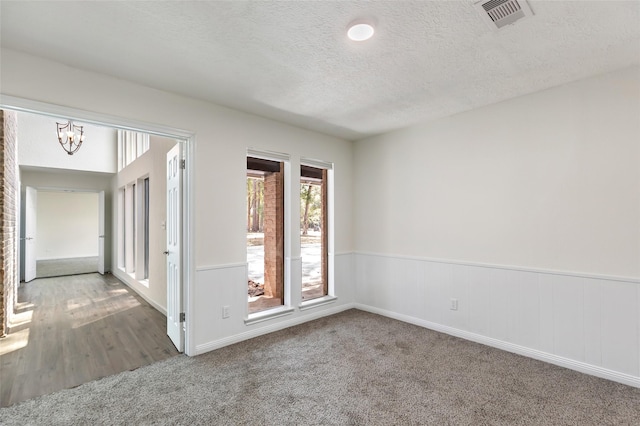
[56,120,85,155]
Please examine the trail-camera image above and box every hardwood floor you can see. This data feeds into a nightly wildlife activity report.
[0,273,179,407]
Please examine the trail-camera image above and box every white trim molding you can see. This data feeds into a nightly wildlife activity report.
[247,148,290,162]
[299,295,338,311]
[354,251,640,284]
[196,262,249,272]
[0,94,193,139]
[300,157,334,170]
[245,306,295,326]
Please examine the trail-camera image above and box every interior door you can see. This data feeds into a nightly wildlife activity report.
[166,143,184,352]
[24,186,37,282]
[98,190,105,274]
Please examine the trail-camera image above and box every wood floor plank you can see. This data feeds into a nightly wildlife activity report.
[0,273,179,407]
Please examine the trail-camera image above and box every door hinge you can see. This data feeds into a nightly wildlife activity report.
[179,312,186,323]
[180,159,186,169]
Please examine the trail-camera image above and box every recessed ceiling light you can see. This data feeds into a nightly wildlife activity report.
[347,23,374,41]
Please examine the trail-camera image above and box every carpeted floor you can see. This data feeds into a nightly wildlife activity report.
[36,257,99,278]
[1,309,638,425]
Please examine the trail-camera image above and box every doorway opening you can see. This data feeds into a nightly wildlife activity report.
[0,103,192,406]
[32,189,101,278]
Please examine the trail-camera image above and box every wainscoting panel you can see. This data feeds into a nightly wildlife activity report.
[355,252,640,387]
[549,274,585,362]
[516,271,541,350]
[289,257,302,307]
[583,279,602,367]
[193,263,248,346]
[466,266,492,337]
[600,280,638,375]
[334,252,356,302]
[194,253,356,355]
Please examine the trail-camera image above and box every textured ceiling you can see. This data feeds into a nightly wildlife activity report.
[1,1,639,140]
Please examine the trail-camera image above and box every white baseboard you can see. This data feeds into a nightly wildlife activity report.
[354,303,640,389]
[111,269,167,316]
[37,255,99,261]
[195,302,356,355]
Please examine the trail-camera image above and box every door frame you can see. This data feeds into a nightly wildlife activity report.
[23,186,37,282]
[21,186,106,279]
[98,190,105,275]
[0,95,196,356]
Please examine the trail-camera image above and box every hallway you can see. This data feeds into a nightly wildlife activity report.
[0,273,179,407]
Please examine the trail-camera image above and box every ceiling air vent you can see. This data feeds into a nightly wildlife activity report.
[474,0,534,30]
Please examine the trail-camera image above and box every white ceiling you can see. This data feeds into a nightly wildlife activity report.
[1,1,639,140]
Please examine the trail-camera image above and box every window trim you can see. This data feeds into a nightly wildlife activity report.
[124,182,135,274]
[246,149,291,320]
[117,187,126,270]
[300,158,335,301]
[118,130,150,171]
[143,177,150,280]
[118,177,150,288]
[299,295,337,311]
[133,175,150,283]
[244,306,295,326]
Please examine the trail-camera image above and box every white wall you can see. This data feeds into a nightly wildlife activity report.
[36,191,98,260]
[17,111,117,173]
[112,135,176,313]
[355,67,639,279]
[353,67,640,387]
[0,48,355,355]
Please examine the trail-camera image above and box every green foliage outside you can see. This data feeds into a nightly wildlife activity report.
[300,182,321,235]
[246,177,322,235]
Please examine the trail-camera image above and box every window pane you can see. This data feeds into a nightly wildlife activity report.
[247,157,284,314]
[119,187,126,268]
[301,166,328,301]
[132,183,136,273]
[144,178,150,280]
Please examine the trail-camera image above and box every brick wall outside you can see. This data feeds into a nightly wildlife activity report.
[0,110,18,337]
[263,166,284,301]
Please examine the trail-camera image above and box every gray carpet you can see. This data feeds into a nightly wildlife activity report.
[1,309,638,425]
[36,257,98,278]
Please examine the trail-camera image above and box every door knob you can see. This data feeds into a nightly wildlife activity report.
[163,250,169,255]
